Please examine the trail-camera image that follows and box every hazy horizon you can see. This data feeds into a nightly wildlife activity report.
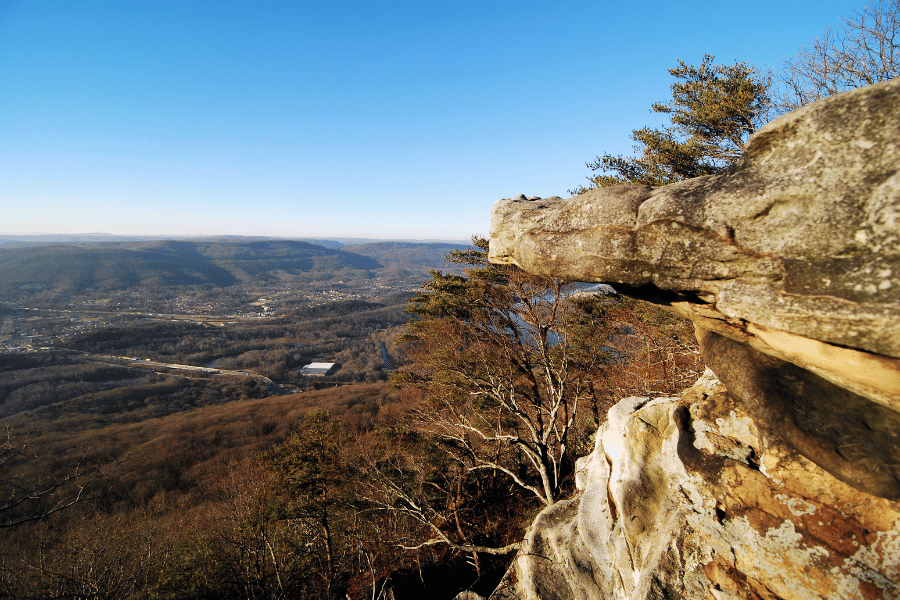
[0,232,474,244]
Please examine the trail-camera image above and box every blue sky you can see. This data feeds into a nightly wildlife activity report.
[1,0,856,240]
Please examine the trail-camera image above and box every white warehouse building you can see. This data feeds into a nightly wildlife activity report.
[300,362,337,376]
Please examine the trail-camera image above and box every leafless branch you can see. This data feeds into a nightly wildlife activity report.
[775,0,900,111]
[1,426,125,528]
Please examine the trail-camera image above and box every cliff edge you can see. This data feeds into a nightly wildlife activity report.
[485,78,900,599]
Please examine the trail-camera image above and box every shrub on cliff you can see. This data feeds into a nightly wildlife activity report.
[375,238,700,565]
[394,237,612,510]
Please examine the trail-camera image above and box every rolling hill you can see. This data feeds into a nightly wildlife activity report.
[343,241,469,270]
[0,239,384,297]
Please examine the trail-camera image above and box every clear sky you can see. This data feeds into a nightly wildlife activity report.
[0,0,857,240]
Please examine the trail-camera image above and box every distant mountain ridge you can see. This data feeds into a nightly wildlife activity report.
[0,244,239,292]
[0,238,467,298]
[0,234,470,245]
[343,241,469,270]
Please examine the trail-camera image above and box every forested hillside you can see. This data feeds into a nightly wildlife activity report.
[0,237,701,599]
[0,239,382,297]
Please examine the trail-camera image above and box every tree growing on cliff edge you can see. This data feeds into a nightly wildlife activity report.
[572,55,771,192]
[774,0,900,111]
[393,237,612,511]
[358,239,701,565]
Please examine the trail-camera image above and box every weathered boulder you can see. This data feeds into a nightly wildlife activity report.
[495,371,900,600]
[697,327,900,500]
[496,372,900,600]
[490,78,900,412]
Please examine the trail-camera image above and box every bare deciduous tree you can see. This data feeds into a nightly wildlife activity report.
[775,0,900,111]
[0,426,123,529]
[396,239,611,511]
[360,428,526,558]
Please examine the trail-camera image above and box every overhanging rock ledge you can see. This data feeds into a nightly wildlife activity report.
[490,79,900,497]
[482,79,900,600]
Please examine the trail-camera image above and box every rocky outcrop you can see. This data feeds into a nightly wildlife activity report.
[486,79,900,598]
[490,78,900,412]
[498,372,900,600]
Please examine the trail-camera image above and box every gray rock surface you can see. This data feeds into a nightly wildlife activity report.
[487,80,900,598]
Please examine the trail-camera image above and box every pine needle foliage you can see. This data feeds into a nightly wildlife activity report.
[573,55,771,192]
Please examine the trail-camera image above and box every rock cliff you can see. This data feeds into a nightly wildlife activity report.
[485,78,900,599]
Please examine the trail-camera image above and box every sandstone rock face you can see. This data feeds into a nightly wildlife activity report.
[490,79,900,411]
[487,80,900,598]
[697,328,900,501]
[495,372,900,600]
[489,79,900,499]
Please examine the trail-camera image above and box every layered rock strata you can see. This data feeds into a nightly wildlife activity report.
[485,79,900,598]
[490,78,900,355]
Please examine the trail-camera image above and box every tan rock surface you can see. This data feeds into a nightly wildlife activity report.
[489,79,900,407]
[498,373,900,599]
[487,80,900,599]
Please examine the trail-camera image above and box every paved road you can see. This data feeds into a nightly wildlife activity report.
[379,343,395,370]
[64,350,295,392]
[128,358,276,385]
